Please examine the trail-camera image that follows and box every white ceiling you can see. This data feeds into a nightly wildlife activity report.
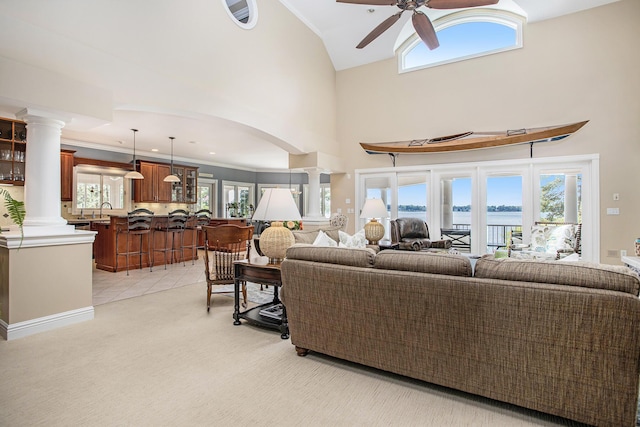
[0,0,620,172]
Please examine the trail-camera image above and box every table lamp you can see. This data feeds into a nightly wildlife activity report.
[360,198,388,245]
[252,188,302,263]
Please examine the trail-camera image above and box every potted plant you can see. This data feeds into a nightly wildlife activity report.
[0,188,26,244]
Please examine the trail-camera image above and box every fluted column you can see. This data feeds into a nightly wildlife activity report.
[16,108,69,229]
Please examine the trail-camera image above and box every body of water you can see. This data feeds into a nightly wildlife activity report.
[398,210,522,226]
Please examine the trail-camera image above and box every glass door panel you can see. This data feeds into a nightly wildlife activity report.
[440,177,472,252]
[486,175,522,254]
[397,174,428,224]
[538,173,582,223]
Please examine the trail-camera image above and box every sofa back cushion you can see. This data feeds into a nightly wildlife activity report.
[292,227,341,245]
[374,251,472,277]
[475,256,640,295]
[285,245,376,268]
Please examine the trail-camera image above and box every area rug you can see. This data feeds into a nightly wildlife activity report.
[216,281,275,305]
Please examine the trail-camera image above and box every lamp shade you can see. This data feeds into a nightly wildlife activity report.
[252,188,302,222]
[360,198,388,219]
[252,188,301,262]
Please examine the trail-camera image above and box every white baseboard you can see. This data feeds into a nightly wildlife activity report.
[0,306,94,340]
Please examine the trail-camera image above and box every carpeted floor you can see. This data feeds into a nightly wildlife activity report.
[0,283,614,426]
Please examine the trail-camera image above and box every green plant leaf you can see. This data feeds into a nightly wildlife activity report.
[0,188,26,246]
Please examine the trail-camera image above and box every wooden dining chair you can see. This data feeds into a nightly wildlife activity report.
[203,224,254,312]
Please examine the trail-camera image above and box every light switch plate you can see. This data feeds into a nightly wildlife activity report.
[606,207,620,215]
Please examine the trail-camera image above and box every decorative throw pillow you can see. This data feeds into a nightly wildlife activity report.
[312,230,338,247]
[546,224,576,253]
[338,229,367,249]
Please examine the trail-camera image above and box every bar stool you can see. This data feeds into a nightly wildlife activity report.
[115,208,154,275]
[184,209,212,265]
[154,209,189,268]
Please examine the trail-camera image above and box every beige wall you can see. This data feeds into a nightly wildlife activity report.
[0,0,338,157]
[334,0,640,263]
[0,242,93,325]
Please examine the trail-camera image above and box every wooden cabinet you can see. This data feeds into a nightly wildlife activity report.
[0,118,27,186]
[60,150,75,201]
[169,166,198,203]
[134,161,172,203]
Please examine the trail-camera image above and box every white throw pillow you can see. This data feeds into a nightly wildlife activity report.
[312,230,338,247]
[338,229,367,249]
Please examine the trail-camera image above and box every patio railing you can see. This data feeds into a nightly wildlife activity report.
[446,224,522,253]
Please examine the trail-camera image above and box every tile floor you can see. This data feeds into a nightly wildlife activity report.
[92,251,207,306]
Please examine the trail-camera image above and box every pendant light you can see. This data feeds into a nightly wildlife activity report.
[163,136,180,182]
[124,128,144,179]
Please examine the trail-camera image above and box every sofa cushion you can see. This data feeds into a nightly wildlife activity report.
[475,255,640,295]
[292,226,341,245]
[285,245,376,268]
[374,251,473,277]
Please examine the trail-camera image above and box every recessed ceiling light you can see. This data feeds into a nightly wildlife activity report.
[188,140,197,144]
[367,8,375,13]
[151,148,159,152]
[209,152,216,155]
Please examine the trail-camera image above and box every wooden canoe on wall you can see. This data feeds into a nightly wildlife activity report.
[360,121,589,155]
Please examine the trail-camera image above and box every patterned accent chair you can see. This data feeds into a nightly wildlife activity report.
[509,222,581,260]
[390,218,452,251]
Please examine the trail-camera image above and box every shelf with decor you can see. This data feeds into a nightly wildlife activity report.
[0,118,27,186]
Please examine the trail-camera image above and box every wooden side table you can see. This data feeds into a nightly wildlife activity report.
[233,260,289,339]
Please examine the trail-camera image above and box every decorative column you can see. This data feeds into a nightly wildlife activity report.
[302,167,329,230]
[441,179,453,229]
[564,174,578,223]
[16,108,70,231]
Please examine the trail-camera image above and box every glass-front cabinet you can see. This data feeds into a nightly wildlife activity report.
[169,166,198,203]
[0,118,27,186]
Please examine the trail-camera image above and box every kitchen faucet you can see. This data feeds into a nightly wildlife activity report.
[100,201,113,219]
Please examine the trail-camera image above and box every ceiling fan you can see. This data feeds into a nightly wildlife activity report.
[338,0,499,50]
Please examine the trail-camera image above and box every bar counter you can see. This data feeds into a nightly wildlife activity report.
[93,216,246,272]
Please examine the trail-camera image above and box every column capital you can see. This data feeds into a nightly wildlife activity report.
[16,108,70,126]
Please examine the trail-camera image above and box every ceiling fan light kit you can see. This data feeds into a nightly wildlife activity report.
[338,0,499,50]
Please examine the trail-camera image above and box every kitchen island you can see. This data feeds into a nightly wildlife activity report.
[92,216,247,272]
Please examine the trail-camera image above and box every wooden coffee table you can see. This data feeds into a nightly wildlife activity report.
[233,260,289,339]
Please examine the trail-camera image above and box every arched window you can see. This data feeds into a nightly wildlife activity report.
[398,10,523,73]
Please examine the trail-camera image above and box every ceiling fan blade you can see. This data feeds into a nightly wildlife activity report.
[412,11,439,50]
[426,0,499,9]
[356,11,403,49]
[336,0,397,5]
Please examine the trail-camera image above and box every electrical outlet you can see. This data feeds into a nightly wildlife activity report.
[621,250,627,257]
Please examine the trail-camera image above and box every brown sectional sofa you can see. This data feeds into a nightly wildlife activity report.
[280,246,640,427]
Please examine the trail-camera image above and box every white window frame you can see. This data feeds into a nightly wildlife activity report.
[398,10,524,74]
[356,154,600,262]
[196,178,218,217]
[222,180,255,218]
[73,165,131,217]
